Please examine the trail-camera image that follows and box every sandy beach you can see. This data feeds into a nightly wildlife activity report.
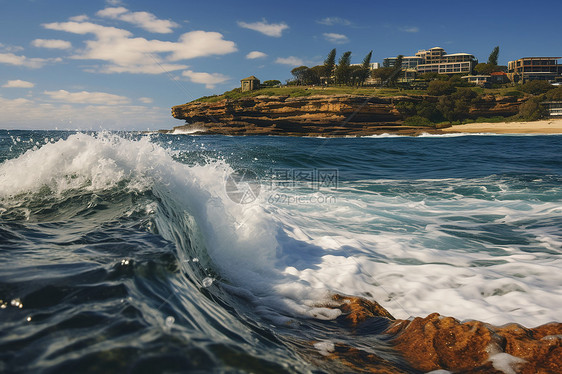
[441,118,562,134]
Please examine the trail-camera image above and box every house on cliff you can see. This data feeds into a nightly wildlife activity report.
[241,76,260,91]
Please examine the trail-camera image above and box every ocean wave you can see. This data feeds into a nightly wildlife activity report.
[1,132,561,328]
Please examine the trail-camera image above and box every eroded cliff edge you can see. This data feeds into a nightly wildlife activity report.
[169,94,524,136]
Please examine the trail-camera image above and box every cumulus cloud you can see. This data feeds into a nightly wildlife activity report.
[275,56,304,66]
[399,26,419,33]
[0,52,60,68]
[42,21,237,74]
[44,89,131,105]
[139,97,153,104]
[323,32,349,44]
[2,80,35,88]
[246,51,267,59]
[237,19,288,37]
[97,7,179,33]
[69,15,89,22]
[182,70,230,89]
[32,39,72,49]
[317,17,351,26]
[168,31,237,60]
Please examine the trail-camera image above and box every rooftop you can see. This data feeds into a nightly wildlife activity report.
[444,53,474,57]
[514,57,561,60]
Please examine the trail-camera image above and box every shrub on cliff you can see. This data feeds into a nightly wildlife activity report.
[520,80,553,95]
[404,115,432,126]
[436,88,479,122]
[427,80,456,96]
[262,80,281,87]
[518,97,547,120]
[545,87,562,101]
[419,72,448,81]
[396,101,443,123]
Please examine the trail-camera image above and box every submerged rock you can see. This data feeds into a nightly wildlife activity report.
[327,295,562,373]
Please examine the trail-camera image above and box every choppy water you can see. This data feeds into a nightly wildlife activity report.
[1,130,561,373]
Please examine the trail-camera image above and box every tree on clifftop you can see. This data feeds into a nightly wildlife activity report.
[291,66,310,85]
[356,50,373,86]
[335,51,352,85]
[323,48,336,83]
[487,46,500,66]
[473,46,503,75]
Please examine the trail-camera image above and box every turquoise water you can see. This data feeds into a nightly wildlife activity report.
[1,130,561,372]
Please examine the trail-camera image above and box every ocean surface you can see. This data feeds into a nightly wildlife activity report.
[1,130,561,373]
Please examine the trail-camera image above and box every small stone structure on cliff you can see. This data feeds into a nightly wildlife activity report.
[240,76,260,92]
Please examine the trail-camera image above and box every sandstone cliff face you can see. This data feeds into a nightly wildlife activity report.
[170,94,524,136]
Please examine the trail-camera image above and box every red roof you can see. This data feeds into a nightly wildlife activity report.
[491,72,507,76]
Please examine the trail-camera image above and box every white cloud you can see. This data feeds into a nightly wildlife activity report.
[2,80,35,88]
[317,17,351,26]
[237,19,288,37]
[275,56,304,66]
[323,32,349,44]
[246,51,267,59]
[97,7,179,33]
[69,15,89,22]
[139,97,153,104]
[43,21,236,74]
[32,39,72,50]
[97,7,128,18]
[0,43,24,53]
[44,21,132,38]
[0,52,59,68]
[182,70,230,89]
[399,26,419,33]
[168,31,237,60]
[44,90,131,105]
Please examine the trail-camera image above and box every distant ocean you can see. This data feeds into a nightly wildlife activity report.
[1,130,561,372]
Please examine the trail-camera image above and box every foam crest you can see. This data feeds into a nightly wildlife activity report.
[0,133,162,197]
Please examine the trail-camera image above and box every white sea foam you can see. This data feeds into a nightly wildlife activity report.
[171,127,206,135]
[1,133,561,327]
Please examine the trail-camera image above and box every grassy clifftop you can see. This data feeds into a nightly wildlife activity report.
[192,85,528,104]
[193,86,424,103]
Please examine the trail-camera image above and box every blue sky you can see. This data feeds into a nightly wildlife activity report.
[0,0,560,130]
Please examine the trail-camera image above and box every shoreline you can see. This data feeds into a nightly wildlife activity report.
[161,118,562,137]
[441,118,562,134]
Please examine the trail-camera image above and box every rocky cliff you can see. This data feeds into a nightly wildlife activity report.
[169,94,524,136]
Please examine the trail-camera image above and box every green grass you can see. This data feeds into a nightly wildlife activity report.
[189,85,528,105]
[190,86,427,103]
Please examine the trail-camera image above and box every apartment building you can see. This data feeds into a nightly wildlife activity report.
[507,57,562,83]
[416,47,477,74]
[382,56,424,70]
[350,62,381,70]
[383,47,477,75]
